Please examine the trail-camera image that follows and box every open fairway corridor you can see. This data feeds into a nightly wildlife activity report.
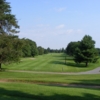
[3,53,100,73]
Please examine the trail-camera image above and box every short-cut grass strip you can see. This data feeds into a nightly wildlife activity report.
[0,82,100,100]
[2,53,100,72]
[0,72,100,85]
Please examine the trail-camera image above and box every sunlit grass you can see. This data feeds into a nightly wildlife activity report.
[0,72,100,85]
[2,53,100,72]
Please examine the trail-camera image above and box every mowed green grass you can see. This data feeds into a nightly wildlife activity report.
[2,53,100,72]
[0,72,100,85]
[0,82,100,100]
[0,71,100,100]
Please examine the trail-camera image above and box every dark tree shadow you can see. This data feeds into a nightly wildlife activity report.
[76,79,100,86]
[50,60,86,68]
[50,61,66,66]
[51,53,86,67]
[0,87,100,100]
[66,62,86,67]
[0,68,7,72]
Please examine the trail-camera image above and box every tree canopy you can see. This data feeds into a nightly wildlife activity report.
[0,0,19,34]
[74,35,99,66]
[38,46,44,55]
[21,38,38,57]
[65,41,80,56]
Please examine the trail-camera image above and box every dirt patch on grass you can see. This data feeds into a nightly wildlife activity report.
[0,79,100,89]
[0,79,9,83]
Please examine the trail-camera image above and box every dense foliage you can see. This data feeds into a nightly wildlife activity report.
[0,0,19,34]
[65,35,99,67]
[74,35,99,66]
[65,41,80,56]
[0,0,22,69]
[21,38,38,57]
[65,35,100,66]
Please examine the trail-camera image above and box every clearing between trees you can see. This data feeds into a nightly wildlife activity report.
[2,53,100,72]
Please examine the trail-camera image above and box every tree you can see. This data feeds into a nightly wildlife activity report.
[65,41,80,56]
[27,39,38,57]
[61,48,65,53]
[44,49,48,54]
[96,48,100,56]
[21,39,31,57]
[21,39,38,57]
[74,35,98,67]
[0,0,21,70]
[0,34,22,69]
[38,46,44,55]
[47,47,50,53]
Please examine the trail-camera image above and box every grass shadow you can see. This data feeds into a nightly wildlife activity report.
[50,61,66,66]
[50,60,86,68]
[0,68,7,72]
[66,62,86,67]
[39,83,100,90]
[0,87,100,100]
[51,53,86,68]
[77,79,100,86]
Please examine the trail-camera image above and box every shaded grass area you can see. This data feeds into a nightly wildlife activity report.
[0,72,100,85]
[2,53,100,72]
[0,82,100,100]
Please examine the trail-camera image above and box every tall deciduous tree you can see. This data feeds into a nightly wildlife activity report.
[0,0,22,70]
[65,41,80,56]
[74,35,98,67]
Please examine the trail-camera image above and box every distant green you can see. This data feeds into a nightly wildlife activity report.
[3,53,100,72]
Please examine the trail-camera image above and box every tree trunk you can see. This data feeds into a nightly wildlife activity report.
[86,62,88,67]
[65,56,66,64]
[0,63,1,70]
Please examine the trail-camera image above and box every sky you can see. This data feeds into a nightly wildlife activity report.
[7,0,100,49]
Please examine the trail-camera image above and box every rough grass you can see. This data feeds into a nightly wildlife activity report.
[2,53,100,72]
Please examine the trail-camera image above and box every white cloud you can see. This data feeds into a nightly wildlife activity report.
[77,29,83,33]
[54,29,83,36]
[65,29,83,34]
[55,7,66,12]
[56,24,65,29]
[66,29,74,34]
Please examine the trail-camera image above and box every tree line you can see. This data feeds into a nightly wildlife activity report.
[21,38,65,57]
